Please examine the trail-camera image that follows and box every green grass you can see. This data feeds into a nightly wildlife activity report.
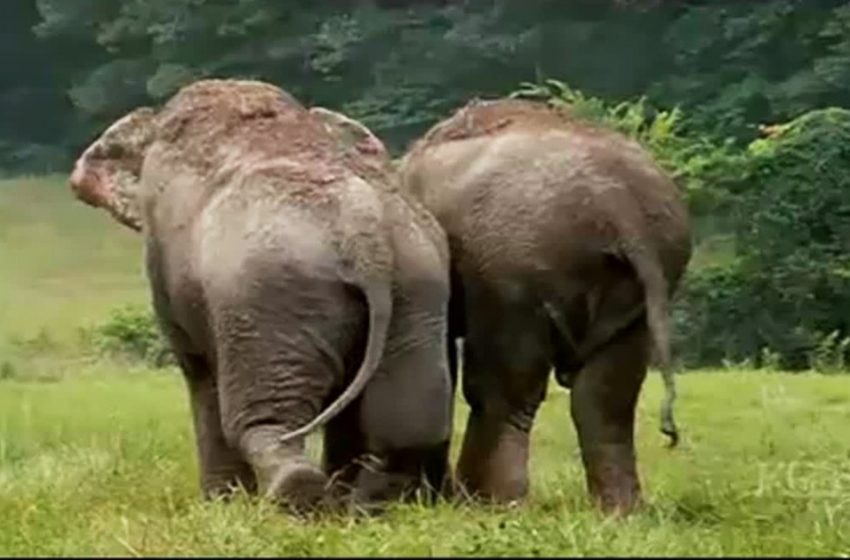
[1,367,848,556]
[0,176,146,356]
[1,177,849,556]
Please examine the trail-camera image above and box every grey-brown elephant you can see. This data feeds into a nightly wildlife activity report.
[397,98,692,515]
[68,79,454,513]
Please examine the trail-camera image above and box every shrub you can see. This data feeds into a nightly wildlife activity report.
[672,109,850,371]
[732,108,850,370]
[671,262,758,369]
[87,305,174,368]
[0,361,17,380]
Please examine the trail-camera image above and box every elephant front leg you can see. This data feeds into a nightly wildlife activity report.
[455,299,550,503]
[321,399,367,501]
[181,354,257,499]
[569,320,649,516]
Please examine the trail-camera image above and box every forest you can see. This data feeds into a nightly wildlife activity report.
[7,0,847,371]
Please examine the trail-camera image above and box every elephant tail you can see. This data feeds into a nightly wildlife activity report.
[277,277,392,444]
[622,242,679,448]
[542,243,679,448]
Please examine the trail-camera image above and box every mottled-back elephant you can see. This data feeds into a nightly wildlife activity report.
[68,79,454,513]
[397,98,692,514]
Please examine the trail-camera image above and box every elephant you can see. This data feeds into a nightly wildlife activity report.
[68,79,454,513]
[396,97,692,515]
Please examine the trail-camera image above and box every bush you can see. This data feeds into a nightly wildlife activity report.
[87,305,174,368]
[731,108,850,370]
[671,262,758,369]
[672,109,850,371]
[0,361,17,380]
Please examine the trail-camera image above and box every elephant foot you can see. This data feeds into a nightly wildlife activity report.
[583,444,643,516]
[266,458,332,514]
[199,464,259,501]
[456,418,531,503]
[351,456,417,508]
[201,479,254,502]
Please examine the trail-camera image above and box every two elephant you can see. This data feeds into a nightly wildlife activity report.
[69,79,691,516]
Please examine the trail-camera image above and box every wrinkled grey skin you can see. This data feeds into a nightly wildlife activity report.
[69,80,453,513]
[398,98,692,515]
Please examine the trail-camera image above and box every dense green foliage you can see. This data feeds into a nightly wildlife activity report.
[8,0,850,168]
[0,1,74,172]
[3,1,850,370]
[683,108,850,371]
[725,109,850,370]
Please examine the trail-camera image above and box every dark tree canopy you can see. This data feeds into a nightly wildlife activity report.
[4,0,847,170]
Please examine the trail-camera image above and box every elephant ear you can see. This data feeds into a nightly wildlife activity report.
[310,107,390,162]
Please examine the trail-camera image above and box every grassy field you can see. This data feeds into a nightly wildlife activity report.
[1,177,849,556]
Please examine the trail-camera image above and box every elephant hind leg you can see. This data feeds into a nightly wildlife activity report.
[211,277,365,514]
[569,318,649,516]
[215,352,336,514]
[156,299,258,500]
[456,287,551,503]
[220,375,333,515]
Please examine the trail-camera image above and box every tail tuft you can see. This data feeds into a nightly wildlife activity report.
[623,242,681,450]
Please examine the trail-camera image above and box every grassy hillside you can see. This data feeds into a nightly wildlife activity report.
[0,177,848,556]
[0,176,147,355]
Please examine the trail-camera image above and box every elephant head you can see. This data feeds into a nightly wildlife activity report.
[68,106,157,232]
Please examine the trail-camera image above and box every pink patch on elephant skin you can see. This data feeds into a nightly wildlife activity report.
[355,136,385,157]
[69,161,109,209]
